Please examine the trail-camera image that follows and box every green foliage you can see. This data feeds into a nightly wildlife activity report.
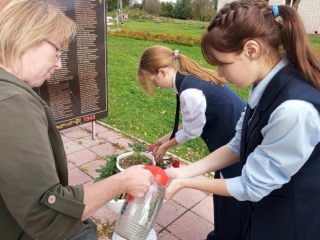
[144,0,161,16]
[160,2,173,18]
[310,35,320,51]
[129,8,144,20]
[107,0,216,21]
[128,142,148,152]
[93,146,150,200]
[126,142,150,165]
[107,0,130,12]
[94,154,120,183]
[191,0,217,21]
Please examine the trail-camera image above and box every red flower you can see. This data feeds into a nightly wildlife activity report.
[148,145,154,152]
[172,160,180,168]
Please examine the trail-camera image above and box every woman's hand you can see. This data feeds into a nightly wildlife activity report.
[122,165,153,198]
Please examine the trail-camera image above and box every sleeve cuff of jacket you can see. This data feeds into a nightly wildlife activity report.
[40,188,85,219]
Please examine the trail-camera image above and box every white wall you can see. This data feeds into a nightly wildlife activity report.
[296,0,320,34]
[217,0,230,11]
[268,0,285,5]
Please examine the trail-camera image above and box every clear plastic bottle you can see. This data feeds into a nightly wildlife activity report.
[114,165,169,240]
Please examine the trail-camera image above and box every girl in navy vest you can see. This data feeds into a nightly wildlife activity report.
[164,1,320,240]
[137,45,250,240]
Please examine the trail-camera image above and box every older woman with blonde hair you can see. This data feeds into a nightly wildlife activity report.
[0,1,153,239]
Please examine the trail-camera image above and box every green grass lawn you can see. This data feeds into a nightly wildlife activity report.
[108,19,208,38]
[102,21,320,162]
[310,35,320,51]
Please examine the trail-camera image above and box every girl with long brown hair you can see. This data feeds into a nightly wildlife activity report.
[165,1,320,239]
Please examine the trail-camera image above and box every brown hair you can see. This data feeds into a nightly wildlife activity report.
[201,0,320,90]
[137,45,226,97]
[0,0,76,71]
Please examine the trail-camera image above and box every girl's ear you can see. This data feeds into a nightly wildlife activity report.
[158,68,166,77]
[243,40,260,60]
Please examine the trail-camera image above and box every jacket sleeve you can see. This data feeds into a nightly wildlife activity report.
[0,93,87,239]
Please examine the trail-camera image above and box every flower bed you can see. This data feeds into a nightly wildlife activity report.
[107,29,201,47]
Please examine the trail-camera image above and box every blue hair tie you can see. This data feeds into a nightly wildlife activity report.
[272,4,279,18]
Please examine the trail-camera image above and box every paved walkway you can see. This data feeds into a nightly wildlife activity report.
[61,121,214,240]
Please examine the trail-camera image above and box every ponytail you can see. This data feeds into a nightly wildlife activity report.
[278,5,320,89]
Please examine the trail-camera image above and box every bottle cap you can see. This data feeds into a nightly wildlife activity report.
[144,165,169,186]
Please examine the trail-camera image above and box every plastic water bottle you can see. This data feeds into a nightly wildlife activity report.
[114,165,169,240]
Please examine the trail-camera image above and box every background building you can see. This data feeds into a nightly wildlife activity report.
[217,0,320,34]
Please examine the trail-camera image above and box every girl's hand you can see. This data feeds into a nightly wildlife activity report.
[164,166,181,179]
[153,133,171,155]
[165,178,184,200]
[153,145,168,162]
[153,138,164,155]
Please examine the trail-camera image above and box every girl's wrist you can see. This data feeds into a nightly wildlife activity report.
[176,177,188,189]
[174,168,184,178]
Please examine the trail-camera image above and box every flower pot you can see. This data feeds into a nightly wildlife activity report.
[116,151,155,172]
[106,198,125,215]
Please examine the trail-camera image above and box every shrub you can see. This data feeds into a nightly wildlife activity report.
[107,29,201,47]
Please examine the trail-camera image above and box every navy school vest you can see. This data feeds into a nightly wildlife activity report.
[175,72,246,153]
[240,65,320,240]
[176,73,251,240]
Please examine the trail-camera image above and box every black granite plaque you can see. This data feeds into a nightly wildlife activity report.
[34,0,107,130]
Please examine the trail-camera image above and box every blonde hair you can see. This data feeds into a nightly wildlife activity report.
[137,45,226,97]
[0,0,77,70]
